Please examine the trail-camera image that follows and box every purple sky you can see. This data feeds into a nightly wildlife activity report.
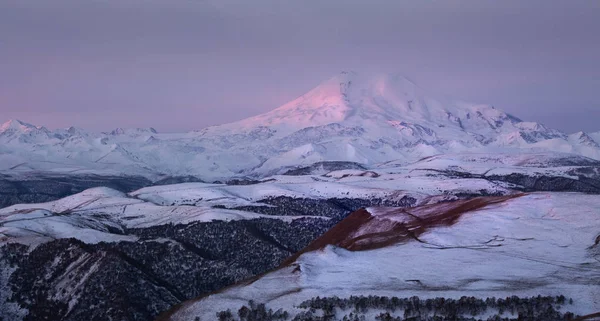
[1,0,599,133]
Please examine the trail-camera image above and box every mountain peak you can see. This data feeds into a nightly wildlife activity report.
[234,71,430,129]
[0,119,37,133]
[570,131,600,147]
[108,127,158,136]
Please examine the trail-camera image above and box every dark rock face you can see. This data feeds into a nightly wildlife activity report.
[427,166,600,194]
[224,179,265,186]
[233,196,418,221]
[487,173,600,193]
[541,156,600,167]
[486,167,600,194]
[152,176,205,186]
[282,161,366,176]
[0,175,152,209]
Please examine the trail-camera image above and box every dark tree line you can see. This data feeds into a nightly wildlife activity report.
[216,295,578,321]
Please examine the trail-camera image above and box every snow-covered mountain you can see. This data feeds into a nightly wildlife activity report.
[1,71,599,180]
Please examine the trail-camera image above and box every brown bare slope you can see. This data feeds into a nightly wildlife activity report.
[157,194,523,321]
[282,194,522,264]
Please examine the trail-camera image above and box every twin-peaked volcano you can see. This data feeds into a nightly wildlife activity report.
[1,71,599,179]
[236,71,428,128]
[230,71,520,132]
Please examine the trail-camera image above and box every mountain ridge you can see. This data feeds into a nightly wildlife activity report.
[1,71,599,179]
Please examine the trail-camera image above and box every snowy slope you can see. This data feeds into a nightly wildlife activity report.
[0,187,328,245]
[1,72,599,180]
[0,165,506,244]
[588,131,600,146]
[5,150,596,245]
[167,193,600,320]
[1,147,599,320]
[130,151,600,209]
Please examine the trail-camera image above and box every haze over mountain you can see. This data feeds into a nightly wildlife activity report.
[1,72,599,180]
[2,1,599,133]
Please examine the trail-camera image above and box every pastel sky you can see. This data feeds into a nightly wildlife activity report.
[1,0,599,133]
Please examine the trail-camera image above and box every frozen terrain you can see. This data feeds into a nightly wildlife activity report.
[0,186,330,246]
[0,152,599,320]
[167,193,600,320]
[2,149,598,254]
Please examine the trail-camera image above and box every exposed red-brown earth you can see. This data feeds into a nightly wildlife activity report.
[158,194,524,321]
[282,193,523,264]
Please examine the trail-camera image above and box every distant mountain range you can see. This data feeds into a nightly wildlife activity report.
[2,71,599,180]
